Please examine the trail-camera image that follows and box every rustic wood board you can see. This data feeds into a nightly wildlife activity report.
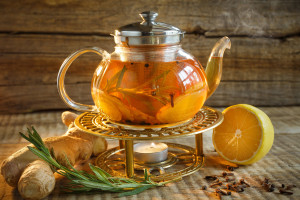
[0,108,299,200]
[0,0,299,37]
[0,82,300,114]
[1,107,300,144]
[0,34,299,113]
[0,35,299,85]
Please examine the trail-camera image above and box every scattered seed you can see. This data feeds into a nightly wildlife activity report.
[226,183,232,189]
[216,188,221,193]
[225,177,235,182]
[226,165,239,171]
[239,179,250,187]
[144,63,149,68]
[210,181,223,188]
[268,187,275,192]
[221,171,233,177]
[205,175,218,181]
[237,186,245,193]
[219,189,231,195]
[281,184,285,188]
[279,188,293,195]
[170,93,174,107]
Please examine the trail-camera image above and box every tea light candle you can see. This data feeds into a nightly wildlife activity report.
[134,142,168,163]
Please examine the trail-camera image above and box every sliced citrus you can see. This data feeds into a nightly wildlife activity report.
[156,90,207,124]
[119,89,165,117]
[212,104,274,165]
[95,90,134,122]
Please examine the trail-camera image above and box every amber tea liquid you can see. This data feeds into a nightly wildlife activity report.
[92,59,208,125]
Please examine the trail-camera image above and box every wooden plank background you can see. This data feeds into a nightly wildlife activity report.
[0,0,299,113]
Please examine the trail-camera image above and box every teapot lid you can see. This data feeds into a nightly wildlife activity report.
[113,11,184,45]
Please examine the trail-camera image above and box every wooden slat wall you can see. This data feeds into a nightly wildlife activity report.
[0,0,299,113]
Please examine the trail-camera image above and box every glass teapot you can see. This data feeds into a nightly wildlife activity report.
[57,11,231,125]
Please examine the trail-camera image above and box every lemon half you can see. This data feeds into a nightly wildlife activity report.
[212,104,274,165]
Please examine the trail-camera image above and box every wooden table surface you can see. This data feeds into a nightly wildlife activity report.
[1,107,300,200]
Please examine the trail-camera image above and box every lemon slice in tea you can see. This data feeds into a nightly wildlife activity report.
[212,104,274,165]
[156,90,206,124]
[96,91,134,122]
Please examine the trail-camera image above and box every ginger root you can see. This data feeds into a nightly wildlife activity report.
[18,160,55,200]
[1,111,107,199]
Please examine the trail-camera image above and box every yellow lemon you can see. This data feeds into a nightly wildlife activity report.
[212,104,274,165]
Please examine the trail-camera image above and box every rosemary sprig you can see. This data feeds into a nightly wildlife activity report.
[20,127,177,197]
[105,66,127,93]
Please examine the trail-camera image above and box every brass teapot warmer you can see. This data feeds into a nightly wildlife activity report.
[74,106,223,181]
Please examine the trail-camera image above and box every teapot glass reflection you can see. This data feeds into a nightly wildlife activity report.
[57,11,231,125]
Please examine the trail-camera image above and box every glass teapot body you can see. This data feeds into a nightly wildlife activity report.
[91,45,208,125]
[57,11,230,126]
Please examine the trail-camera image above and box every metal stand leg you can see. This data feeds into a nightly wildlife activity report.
[125,140,134,178]
[195,133,203,157]
[119,140,125,149]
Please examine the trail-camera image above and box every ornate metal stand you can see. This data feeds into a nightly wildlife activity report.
[75,106,223,181]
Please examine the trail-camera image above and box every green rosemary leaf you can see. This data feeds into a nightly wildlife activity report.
[94,165,112,178]
[105,66,126,91]
[144,169,149,182]
[80,170,98,181]
[108,177,136,183]
[116,66,126,88]
[89,164,109,178]
[31,126,44,145]
[89,164,112,185]
[118,185,154,197]
[114,183,149,189]
[21,131,41,150]
[27,146,60,168]
[62,154,90,181]
[27,128,43,147]
[71,180,115,191]
[19,132,32,144]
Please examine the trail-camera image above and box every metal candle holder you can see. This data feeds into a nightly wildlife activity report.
[75,106,223,181]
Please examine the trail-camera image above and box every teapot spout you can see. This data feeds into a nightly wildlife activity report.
[205,36,231,99]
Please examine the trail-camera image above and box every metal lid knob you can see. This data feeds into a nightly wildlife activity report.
[139,11,158,23]
[114,11,184,45]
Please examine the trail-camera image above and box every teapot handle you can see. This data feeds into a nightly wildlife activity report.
[57,47,110,112]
